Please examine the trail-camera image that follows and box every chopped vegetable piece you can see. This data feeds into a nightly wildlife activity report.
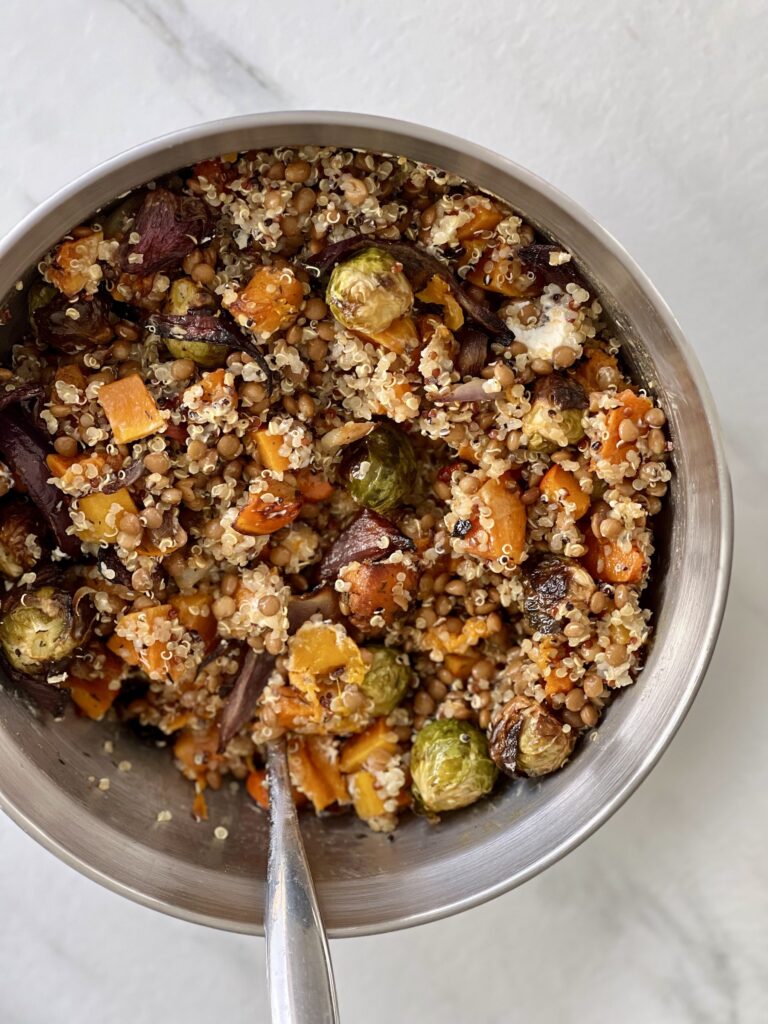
[359,647,410,716]
[540,465,590,520]
[594,390,653,465]
[287,621,366,698]
[169,591,217,649]
[462,478,527,563]
[316,509,414,584]
[0,584,93,676]
[0,499,45,579]
[225,264,303,335]
[97,374,165,444]
[234,484,302,536]
[339,718,399,773]
[295,468,334,503]
[339,421,417,513]
[219,649,275,747]
[489,695,576,777]
[416,275,464,330]
[108,604,186,682]
[47,230,103,297]
[76,488,138,543]
[253,429,290,473]
[327,247,413,335]
[362,314,420,355]
[583,531,646,584]
[119,189,211,275]
[66,651,124,721]
[246,768,270,810]
[348,769,387,821]
[340,558,418,630]
[288,736,349,812]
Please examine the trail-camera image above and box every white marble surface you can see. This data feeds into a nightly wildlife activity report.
[0,1,765,1021]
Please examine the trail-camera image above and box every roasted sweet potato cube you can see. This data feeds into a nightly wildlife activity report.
[225,264,303,335]
[97,374,165,443]
[340,558,418,628]
[48,230,103,297]
[540,465,590,520]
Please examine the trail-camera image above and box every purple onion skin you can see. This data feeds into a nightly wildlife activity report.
[219,649,276,748]
[99,457,144,495]
[147,311,273,394]
[301,235,513,340]
[516,244,585,292]
[0,382,44,411]
[0,410,79,557]
[32,293,112,353]
[287,587,341,633]
[455,325,489,378]
[316,509,414,584]
[118,189,211,276]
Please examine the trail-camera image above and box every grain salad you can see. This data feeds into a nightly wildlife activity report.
[0,146,670,832]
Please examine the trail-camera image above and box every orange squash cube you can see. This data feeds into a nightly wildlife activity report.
[225,264,303,335]
[97,374,165,443]
[76,487,138,543]
[540,465,591,520]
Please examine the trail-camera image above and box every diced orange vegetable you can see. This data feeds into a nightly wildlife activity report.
[173,724,221,780]
[462,243,533,298]
[52,363,88,396]
[456,201,504,241]
[225,264,303,335]
[270,685,326,731]
[287,621,366,697]
[540,465,591,520]
[295,468,334,503]
[593,390,653,466]
[463,477,527,563]
[253,429,290,473]
[544,672,574,697]
[340,559,418,628]
[340,719,398,773]
[108,604,187,682]
[443,653,476,680]
[583,531,646,584]
[48,230,103,297]
[170,591,217,650]
[76,488,138,543]
[234,483,302,536]
[47,451,108,490]
[198,368,239,409]
[424,614,502,657]
[97,374,165,444]
[572,348,621,393]
[288,737,350,812]
[65,649,124,721]
[415,276,464,330]
[246,769,270,810]
[349,769,386,821]
[362,315,419,355]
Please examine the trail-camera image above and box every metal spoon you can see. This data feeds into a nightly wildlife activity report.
[265,738,340,1024]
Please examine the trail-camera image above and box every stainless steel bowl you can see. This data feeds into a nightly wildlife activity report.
[0,112,732,936]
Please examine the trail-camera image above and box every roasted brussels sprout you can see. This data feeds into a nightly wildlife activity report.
[521,373,588,451]
[360,646,410,715]
[0,499,45,580]
[411,719,497,813]
[522,553,595,634]
[161,277,223,368]
[0,585,93,675]
[339,421,417,513]
[326,247,413,335]
[489,696,576,777]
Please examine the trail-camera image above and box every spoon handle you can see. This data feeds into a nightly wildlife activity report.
[265,740,340,1024]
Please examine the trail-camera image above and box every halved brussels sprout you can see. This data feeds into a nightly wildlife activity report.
[162,278,223,368]
[521,373,588,451]
[488,696,576,777]
[326,247,413,335]
[0,585,93,675]
[339,421,417,513]
[411,719,497,813]
[521,553,595,635]
[360,646,410,716]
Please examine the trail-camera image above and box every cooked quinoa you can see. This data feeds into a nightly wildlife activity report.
[0,146,670,831]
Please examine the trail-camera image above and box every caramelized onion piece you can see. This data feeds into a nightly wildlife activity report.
[516,244,585,292]
[219,649,276,748]
[147,311,273,393]
[455,325,489,379]
[32,293,112,352]
[119,189,211,275]
[287,586,341,633]
[316,509,414,584]
[0,410,79,557]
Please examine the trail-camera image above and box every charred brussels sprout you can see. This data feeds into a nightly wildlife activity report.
[521,373,588,451]
[339,422,417,513]
[489,696,576,778]
[360,646,410,715]
[411,719,497,813]
[0,585,93,675]
[326,247,413,334]
[522,553,595,634]
[161,278,223,368]
[0,500,45,580]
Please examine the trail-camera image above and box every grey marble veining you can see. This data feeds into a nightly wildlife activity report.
[0,0,766,1021]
